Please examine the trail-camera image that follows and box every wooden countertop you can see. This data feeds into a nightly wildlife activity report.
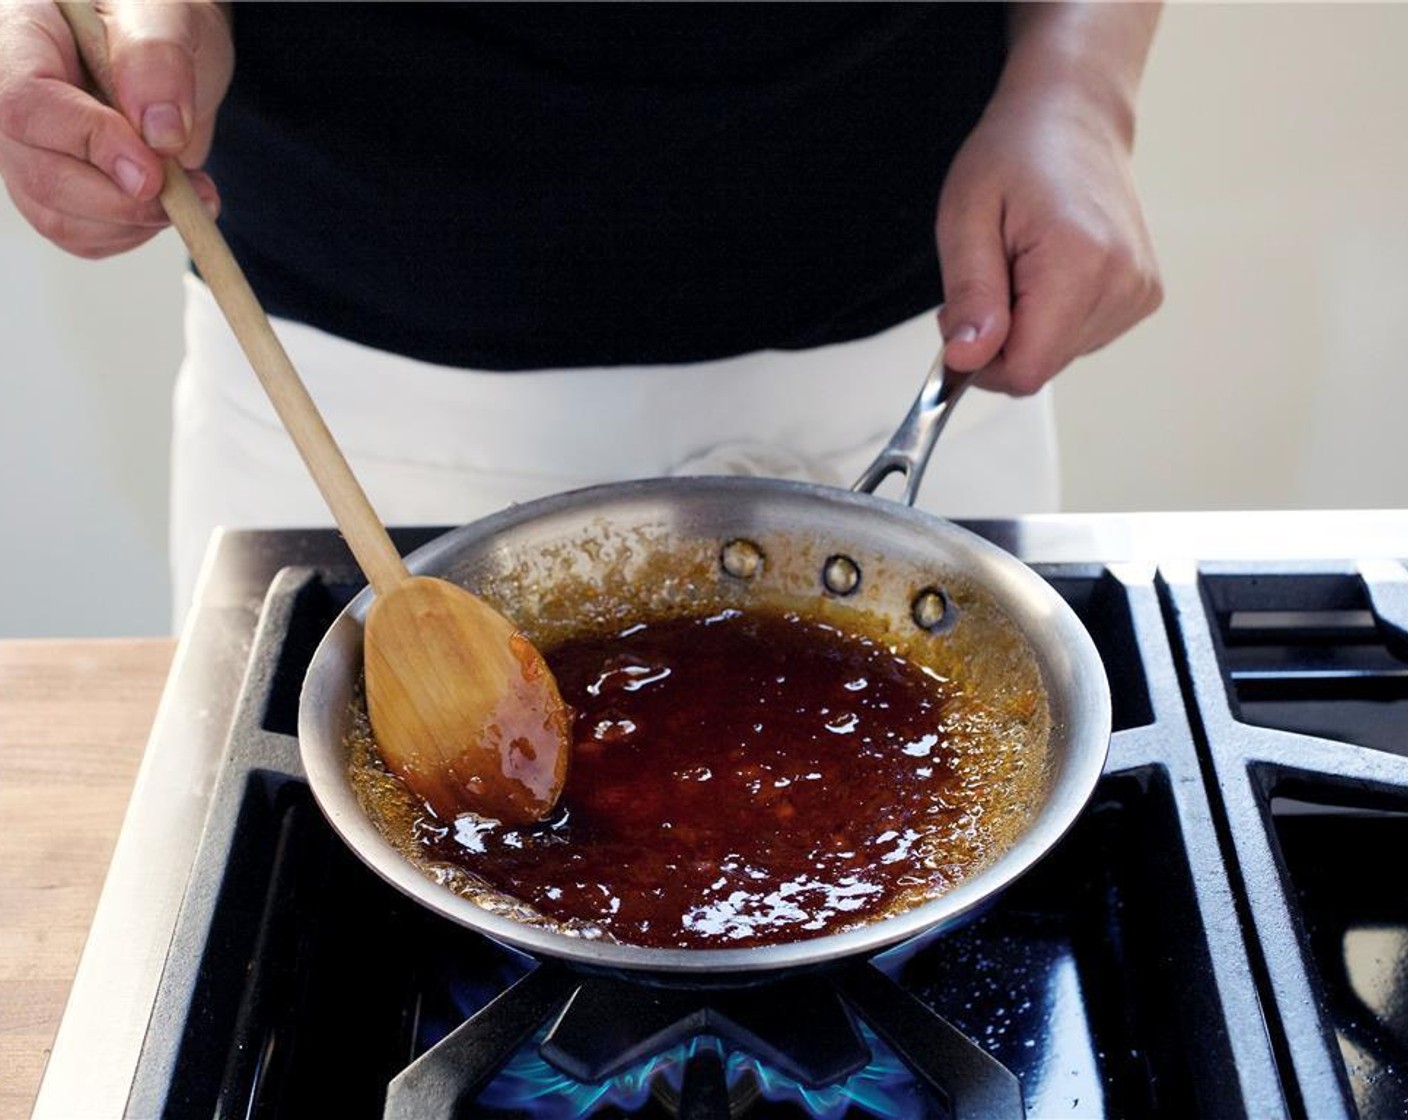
[0,638,174,1120]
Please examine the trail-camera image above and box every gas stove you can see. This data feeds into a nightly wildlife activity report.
[32,512,1408,1119]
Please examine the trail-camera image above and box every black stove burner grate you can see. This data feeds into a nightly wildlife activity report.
[121,554,1408,1119]
[1164,561,1408,1120]
[386,959,1023,1120]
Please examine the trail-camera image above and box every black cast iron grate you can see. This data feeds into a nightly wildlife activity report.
[121,553,1408,1119]
[1162,559,1408,1120]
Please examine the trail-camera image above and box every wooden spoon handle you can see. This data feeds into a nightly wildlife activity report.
[59,2,410,597]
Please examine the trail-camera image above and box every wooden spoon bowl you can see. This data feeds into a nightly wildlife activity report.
[365,576,572,822]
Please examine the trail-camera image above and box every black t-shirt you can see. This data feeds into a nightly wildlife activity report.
[207,3,1007,370]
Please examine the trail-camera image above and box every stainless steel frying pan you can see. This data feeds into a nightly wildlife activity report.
[298,356,1110,981]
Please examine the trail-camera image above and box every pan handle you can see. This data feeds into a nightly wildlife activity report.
[850,345,974,507]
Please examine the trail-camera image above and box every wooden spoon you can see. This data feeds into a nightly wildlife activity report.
[60,3,572,824]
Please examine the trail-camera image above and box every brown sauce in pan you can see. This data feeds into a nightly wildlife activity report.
[348,601,1049,949]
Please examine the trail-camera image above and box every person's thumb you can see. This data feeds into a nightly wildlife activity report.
[105,3,203,161]
[935,204,1012,373]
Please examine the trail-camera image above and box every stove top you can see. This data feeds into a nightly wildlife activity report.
[32,512,1408,1119]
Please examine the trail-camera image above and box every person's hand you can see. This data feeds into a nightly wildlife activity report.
[0,0,233,259]
[936,4,1163,396]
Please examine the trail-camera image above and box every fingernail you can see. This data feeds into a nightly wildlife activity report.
[192,182,220,220]
[141,102,186,150]
[947,324,980,345]
[113,156,145,197]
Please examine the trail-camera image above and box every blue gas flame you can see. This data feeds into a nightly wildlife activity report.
[478,1023,924,1119]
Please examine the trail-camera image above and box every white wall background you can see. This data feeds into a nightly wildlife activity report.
[3,3,1408,638]
[1057,2,1408,512]
[1,225,184,637]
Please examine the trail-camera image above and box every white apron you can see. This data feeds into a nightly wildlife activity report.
[171,274,1058,624]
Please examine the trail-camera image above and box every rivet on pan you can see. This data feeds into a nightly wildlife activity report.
[822,554,861,596]
[721,539,765,580]
[912,586,955,633]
